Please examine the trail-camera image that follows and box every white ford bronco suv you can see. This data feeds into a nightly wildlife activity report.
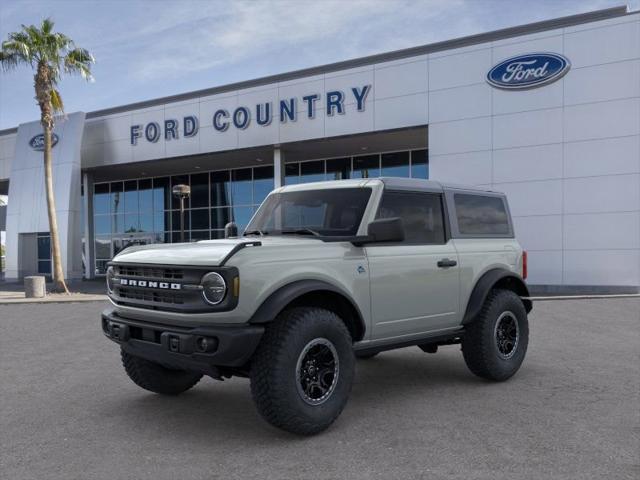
[102,178,532,435]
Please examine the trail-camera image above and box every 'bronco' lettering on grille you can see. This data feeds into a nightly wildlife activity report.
[120,278,181,290]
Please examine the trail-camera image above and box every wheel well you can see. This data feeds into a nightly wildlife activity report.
[284,290,365,342]
[493,276,532,313]
[463,269,532,324]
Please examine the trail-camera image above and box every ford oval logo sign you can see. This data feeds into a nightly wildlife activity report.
[487,53,570,90]
[29,133,59,151]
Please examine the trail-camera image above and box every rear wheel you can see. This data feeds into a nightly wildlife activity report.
[121,349,202,395]
[250,307,355,435]
[461,289,529,381]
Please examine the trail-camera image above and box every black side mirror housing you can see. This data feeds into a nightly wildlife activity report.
[224,222,238,238]
[356,217,404,245]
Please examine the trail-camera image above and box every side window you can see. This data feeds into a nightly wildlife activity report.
[376,191,445,244]
[454,193,510,235]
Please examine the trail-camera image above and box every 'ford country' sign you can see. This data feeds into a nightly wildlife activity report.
[487,53,570,90]
[29,133,59,151]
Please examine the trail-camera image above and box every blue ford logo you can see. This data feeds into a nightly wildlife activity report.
[29,133,59,151]
[487,53,570,90]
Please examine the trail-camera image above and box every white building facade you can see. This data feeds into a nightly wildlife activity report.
[0,6,638,292]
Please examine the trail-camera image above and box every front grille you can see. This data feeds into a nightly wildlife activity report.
[109,262,238,313]
[115,265,184,280]
[118,287,184,305]
[110,263,206,312]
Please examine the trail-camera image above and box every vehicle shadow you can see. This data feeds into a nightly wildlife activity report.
[100,348,504,444]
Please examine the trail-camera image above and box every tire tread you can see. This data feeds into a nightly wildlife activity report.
[121,350,202,395]
[461,288,528,381]
[250,307,353,435]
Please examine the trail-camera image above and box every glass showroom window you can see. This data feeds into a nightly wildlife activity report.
[285,149,429,185]
[92,166,274,273]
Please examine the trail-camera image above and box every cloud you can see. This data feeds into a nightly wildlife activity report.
[0,0,626,129]
[90,0,472,81]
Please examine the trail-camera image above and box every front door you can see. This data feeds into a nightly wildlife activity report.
[366,190,460,341]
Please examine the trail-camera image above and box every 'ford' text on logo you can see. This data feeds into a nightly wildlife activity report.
[29,133,59,151]
[120,278,181,290]
[487,53,570,90]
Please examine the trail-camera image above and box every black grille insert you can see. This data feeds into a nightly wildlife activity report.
[118,287,185,305]
[115,265,184,280]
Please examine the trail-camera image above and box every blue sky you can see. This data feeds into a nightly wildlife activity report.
[0,0,634,130]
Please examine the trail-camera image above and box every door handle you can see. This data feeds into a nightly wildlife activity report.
[437,258,457,268]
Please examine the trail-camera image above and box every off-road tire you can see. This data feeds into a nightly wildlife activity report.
[461,289,529,381]
[121,349,202,395]
[250,307,355,435]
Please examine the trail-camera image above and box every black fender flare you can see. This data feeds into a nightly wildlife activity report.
[248,279,367,340]
[462,268,532,325]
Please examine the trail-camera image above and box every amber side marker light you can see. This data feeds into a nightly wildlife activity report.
[233,276,240,297]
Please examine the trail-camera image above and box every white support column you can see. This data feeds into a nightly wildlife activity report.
[273,147,285,188]
[82,172,95,279]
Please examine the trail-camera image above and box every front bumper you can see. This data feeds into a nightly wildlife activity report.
[101,308,264,375]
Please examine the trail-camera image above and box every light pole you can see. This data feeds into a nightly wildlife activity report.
[172,184,191,243]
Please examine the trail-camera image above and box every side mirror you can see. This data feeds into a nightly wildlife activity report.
[224,222,238,238]
[365,217,404,244]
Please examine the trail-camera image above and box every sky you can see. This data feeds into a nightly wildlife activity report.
[0,0,636,130]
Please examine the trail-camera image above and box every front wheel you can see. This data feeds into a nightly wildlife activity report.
[461,289,529,381]
[121,350,202,395]
[250,307,355,435]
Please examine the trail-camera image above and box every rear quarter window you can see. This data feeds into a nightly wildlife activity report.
[453,193,511,236]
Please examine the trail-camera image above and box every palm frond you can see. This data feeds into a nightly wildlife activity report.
[50,88,64,113]
[64,47,94,81]
[0,51,20,70]
[41,18,54,35]
[2,36,32,64]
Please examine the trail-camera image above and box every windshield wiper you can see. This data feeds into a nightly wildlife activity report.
[243,229,267,236]
[280,228,321,237]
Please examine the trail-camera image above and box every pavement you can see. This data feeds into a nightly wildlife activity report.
[0,298,638,480]
[0,279,107,303]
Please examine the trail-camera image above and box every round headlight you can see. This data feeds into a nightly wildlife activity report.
[201,272,227,305]
[106,266,115,294]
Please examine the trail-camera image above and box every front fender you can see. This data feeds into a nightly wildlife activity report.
[248,279,362,323]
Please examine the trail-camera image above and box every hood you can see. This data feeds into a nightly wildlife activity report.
[111,236,322,267]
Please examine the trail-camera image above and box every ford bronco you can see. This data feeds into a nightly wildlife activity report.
[102,178,532,435]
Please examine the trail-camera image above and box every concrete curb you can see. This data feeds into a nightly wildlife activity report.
[524,294,640,301]
[0,295,107,305]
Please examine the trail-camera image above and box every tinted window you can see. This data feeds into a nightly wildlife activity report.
[247,188,371,237]
[93,183,110,214]
[231,169,252,205]
[454,193,510,235]
[381,151,409,177]
[411,149,428,179]
[300,160,325,183]
[326,158,350,180]
[253,166,274,205]
[376,191,445,244]
[353,155,380,179]
[210,171,231,207]
[190,173,210,208]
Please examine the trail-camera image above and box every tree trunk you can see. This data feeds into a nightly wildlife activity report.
[43,122,69,294]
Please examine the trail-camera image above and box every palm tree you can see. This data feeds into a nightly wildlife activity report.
[0,18,94,293]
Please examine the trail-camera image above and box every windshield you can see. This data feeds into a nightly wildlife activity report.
[245,187,372,237]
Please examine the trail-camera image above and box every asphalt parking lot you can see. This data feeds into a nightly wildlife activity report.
[1,298,638,480]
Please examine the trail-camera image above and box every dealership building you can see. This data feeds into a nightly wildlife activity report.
[0,5,638,292]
